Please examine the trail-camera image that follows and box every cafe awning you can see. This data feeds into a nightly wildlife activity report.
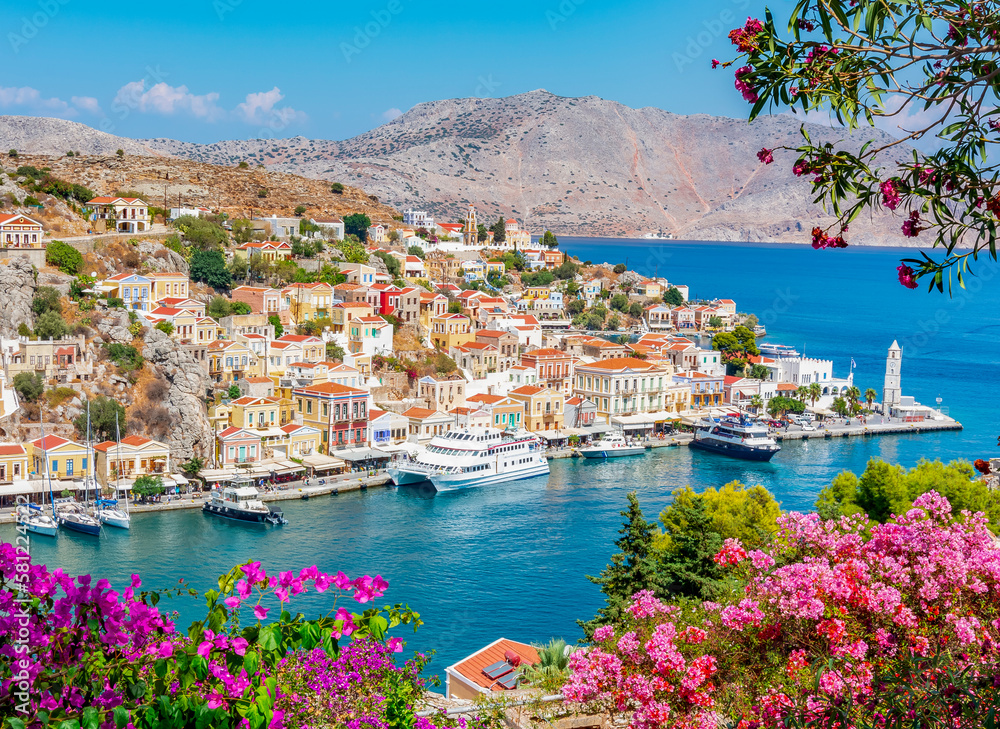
[198,468,238,481]
[336,448,391,462]
[302,454,346,471]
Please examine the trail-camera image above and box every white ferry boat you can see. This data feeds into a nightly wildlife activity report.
[690,417,780,462]
[578,432,646,459]
[203,483,287,525]
[758,343,800,359]
[387,427,549,492]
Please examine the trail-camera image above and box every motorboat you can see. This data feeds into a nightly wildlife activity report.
[203,481,284,524]
[690,417,781,462]
[94,498,131,529]
[55,500,102,536]
[15,503,59,537]
[389,427,550,492]
[577,432,647,459]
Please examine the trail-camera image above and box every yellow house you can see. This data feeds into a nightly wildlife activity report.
[330,302,375,334]
[230,396,281,430]
[267,423,321,459]
[508,385,565,432]
[0,444,29,483]
[521,286,551,300]
[282,282,333,323]
[208,340,260,384]
[148,272,190,303]
[430,313,474,350]
[29,435,90,480]
[92,435,170,487]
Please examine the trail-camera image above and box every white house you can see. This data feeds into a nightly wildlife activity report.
[169,206,211,219]
[774,357,836,387]
[87,197,150,233]
[310,217,345,240]
[0,214,43,247]
[256,215,301,240]
[403,210,434,229]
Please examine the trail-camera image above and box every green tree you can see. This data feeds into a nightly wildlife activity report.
[227,384,241,399]
[606,314,621,331]
[154,320,174,336]
[207,296,233,320]
[832,396,849,417]
[865,388,878,409]
[748,363,770,380]
[179,456,204,479]
[45,241,83,275]
[664,287,684,306]
[658,493,724,600]
[373,251,401,277]
[578,493,666,640]
[447,301,461,314]
[231,218,254,244]
[406,244,425,259]
[105,342,143,371]
[12,372,43,402]
[131,474,165,502]
[268,314,283,338]
[172,216,228,250]
[335,239,370,264]
[609,293,629,312]
[190,249,232,290]
[326,342,345,361]
[768,396,805,418]
[729,0,1000,291]
[541,230,559,248]
[553,260,578,280]
[74,396,126,443]
[34,310,67,340]
[231,301,251,316]
[659,482,780,554]
[31,286,62,316]
[489,216,506,243]
[566,299,586,316]
[294,205,307,216]
[613,263,626,274]
[330,182,345,194]
[708,315,723,329]
[808,382,822,407]
[343,213,372,242]
[628,301,644,319]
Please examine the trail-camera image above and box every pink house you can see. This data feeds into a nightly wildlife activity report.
[216,427,262,466]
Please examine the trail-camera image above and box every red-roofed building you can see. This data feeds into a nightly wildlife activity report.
[445,639,539,700]
[215,427,263,466]
[293,382,369,453]
[508,385,564,432]
[28,435,90,480]
[574,358,680,419]
[0,444,28,484]
[92,435,170,487]
[401,407,455,443]
[87,196,150,233]
[0,213,43,247]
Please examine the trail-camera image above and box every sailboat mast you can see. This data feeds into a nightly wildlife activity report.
[85,400,91,505]
[39,407,54,517]
[115,411,128,516]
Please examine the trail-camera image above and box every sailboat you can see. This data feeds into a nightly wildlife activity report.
[55,401,101,537]
[94,412,130,529]
[17,409,60,536]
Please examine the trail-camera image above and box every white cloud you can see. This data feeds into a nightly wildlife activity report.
[71,96,102,114]
[0,86,76,116]
[113,80,225,121]
[234,87,307,128]
[380,107,402,122]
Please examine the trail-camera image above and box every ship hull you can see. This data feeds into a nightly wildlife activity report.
[58,517,102,536]
[429,462,550,492]
[18,518,58,537]
[579,447,646,459]
[202,502,268,523]
[386,467,432,486]
[98,512,131,529]
[689,438,779,462]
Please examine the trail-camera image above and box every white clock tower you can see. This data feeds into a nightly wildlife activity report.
[882,340,902,411]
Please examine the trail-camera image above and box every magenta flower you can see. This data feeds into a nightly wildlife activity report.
[734,66,759,103]
[224,596,241,609]
[157,641,173,658]
[236,579,252,599]
[711,59,720,69]
[897,264,919,289]
[880,179,902,210]
[253,604,270,620]
[387,637,404,653]
[231,637,248,656]
[901,210,922,237]
[757,147,774,165]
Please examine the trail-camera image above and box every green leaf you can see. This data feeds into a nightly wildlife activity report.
[56,721,80,729]
[244,650,260,677]
[81,708,100,729]
[113,708,129,729]
[8,720,26,729]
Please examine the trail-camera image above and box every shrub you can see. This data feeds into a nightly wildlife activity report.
[258,188,269,198]
[23,195,41,207]
[172,215,228,250]
[34,310,68,340]
[45,241,83,274]
[154,320,174,335]
[613,263,627,274]
[105,342,143,371]
[343,213,372,242]
[207,295,233,319]
[238,160,249,169]
[330,182,345,194]
[12,372,43,402]
[268,314,283,338]
[190,249,232,290]
[565,492,1000,729]
[231,300,252,315]
[31,286,62,316]
[73,396,126,442]
[45,386,77,408]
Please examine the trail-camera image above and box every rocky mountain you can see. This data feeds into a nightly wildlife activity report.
[0,116,164,157]
[0,92,915,242]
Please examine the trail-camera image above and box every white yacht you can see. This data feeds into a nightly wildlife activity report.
[690,417,780,462]
[16,503,59,537]
[387,427,550,492]
[203,481,287,525]
[578,432,647,459]
[94,499,130,529]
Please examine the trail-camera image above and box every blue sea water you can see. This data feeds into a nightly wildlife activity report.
[10,239,999,676]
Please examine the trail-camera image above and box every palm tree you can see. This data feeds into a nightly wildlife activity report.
[846,386,861,409]
[519,639,574,693]
[865,388,878,409]
[796,385,809,402]
[749,395,763,413]
[808,382,822,407]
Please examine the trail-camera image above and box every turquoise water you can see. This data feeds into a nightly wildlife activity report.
[9,240,999,675]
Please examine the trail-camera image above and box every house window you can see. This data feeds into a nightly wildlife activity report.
[51,459,58,473]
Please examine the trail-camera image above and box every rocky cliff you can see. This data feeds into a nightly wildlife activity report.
[0,258,37,337]
[142,328,214,462]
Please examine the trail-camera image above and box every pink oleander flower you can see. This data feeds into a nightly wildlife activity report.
[757,147,774,165]
[880,179,902,210]
[734,66,758,103]
[901,210,922,237]
[897,264,919,289]
[729,17,765,53]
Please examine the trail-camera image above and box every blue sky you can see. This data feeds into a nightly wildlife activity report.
[2,0,775,143]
